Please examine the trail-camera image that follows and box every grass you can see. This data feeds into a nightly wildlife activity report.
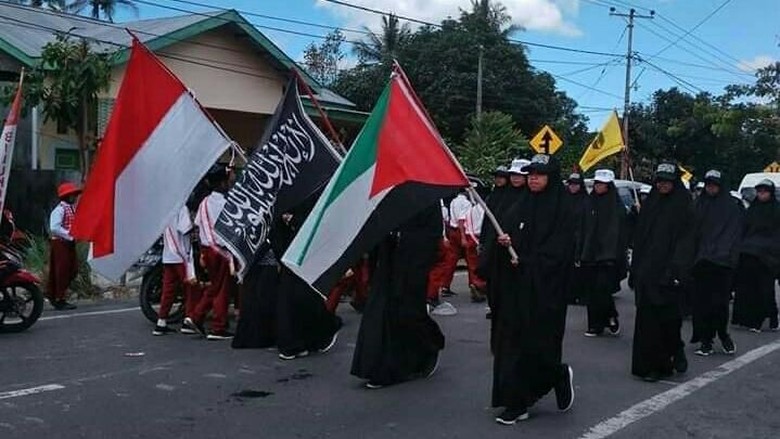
[21,234,100,300]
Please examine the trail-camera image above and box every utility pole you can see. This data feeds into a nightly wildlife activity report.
[610,7,654,179]
[476,44,484,118]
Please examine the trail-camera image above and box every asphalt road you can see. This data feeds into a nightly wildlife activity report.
[2,273,779,439]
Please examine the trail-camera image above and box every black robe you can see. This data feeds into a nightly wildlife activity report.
[567,188,590,304]
[577,184,629,329]
[733,195,780,329]
[351,205,445,386]
[630,180,695,379]
[690,189,743,343]
[272,214,343,357]
[231,248,280,350]
[491,169,575,409]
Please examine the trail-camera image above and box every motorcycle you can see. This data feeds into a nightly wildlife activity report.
[0,244,44,333]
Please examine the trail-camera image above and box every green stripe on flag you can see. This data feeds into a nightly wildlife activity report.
[296,83,391,264]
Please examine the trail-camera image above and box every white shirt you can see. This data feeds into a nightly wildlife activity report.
[162,206,193,265]
[449,193,472,228]
[465,203,485,239]
[195,192,227,249]
[49,202,74,241]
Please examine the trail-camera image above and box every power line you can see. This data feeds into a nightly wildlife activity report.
[637,56,706,94]
[648,0,732,59]
[319,0,625,58]
[655,13,742,65]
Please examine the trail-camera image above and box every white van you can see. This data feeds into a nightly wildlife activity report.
[737,173,780,203]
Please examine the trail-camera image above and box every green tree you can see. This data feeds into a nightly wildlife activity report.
[455,111,529,180]
[67,0,138,23]
[14,35,113,176]
[303,29,345,87]
[10,0,66,10]
[353,13,411,65]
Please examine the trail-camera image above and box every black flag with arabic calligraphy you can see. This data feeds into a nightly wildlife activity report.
[214,77,342,279]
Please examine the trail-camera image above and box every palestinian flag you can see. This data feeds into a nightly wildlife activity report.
[282,66,469,294]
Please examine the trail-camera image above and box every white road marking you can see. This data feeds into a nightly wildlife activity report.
[0,384,65,400]
[579,338,780,439]
[39,307,138,321]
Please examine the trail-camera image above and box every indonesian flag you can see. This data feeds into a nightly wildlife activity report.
[0,72,24,214]
[282,64,470,294]
[71,38,231,281]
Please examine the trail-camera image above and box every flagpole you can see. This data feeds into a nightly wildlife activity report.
[291,69,346,156]
[391,61,519,264]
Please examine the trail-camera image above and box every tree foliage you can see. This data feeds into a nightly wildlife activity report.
[456,111,530,180]
[67,0,138,23]
[332,0,589,157]
[9,35,113,176]
[303,29,346,87]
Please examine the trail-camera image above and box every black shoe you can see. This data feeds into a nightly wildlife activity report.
[495,407,529,425]
[53,301,76,311]
[365,382,384,390]
[278,350,309,361]
[554,364,575,412]
[441,288,456,297]
[420,352,440,379]
[183,317,206,337]
[694,342,714,357]
[152,325,175,336]
[584,329,602,337]
[641,372,661,383]
[673,349,688,374]
[318,331,339,354]
[206,330,235,341]
[721,336,736,355]
[608,318,621,336]
[469,284,486,303]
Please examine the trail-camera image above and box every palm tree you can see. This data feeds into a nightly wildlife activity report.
[11,0,67,10]
[352,14,411,65]
[67,0,138,23]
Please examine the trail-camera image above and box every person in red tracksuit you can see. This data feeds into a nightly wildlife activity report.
[153,204,199,336]
[184,165,236,341]
[440,188,487,302]
[48,182,81,311]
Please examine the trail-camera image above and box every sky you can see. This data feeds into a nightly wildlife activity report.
[116,0,779,129]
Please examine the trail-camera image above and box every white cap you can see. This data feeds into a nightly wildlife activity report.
[594,169,615,184]
[509,159,530,175]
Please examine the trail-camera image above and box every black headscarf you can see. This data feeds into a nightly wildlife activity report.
[740,183,780,271]
[578,182,627,264]
[694,183,743,268]
[632,174,696,303]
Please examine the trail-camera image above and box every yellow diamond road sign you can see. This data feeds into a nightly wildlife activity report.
[765,161,780,173]
[530,125,563,155]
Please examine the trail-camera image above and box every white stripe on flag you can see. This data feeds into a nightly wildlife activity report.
[90,93,230,281]
[283,165,388,292]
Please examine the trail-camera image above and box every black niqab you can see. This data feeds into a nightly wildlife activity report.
[694,187,743,269]
[740,192,780,271]
[578,183,628,264]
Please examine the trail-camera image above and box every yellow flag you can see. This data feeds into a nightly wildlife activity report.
[578,111,625,172]
[679,165,693,183]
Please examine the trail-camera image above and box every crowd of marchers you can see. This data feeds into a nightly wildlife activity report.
[42,154,779,427]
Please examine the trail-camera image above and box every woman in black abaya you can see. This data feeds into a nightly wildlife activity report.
[733,180,780,332]
[577,169,628,337]
[231,247,280,349]
[351,203,445,388]
[630,162,695,382]
[491,154,575,425]
[272,210,343,360]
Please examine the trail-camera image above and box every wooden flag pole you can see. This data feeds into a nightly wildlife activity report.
[467,186,519,265]
[391,61,519,264]
[291,69,347,156]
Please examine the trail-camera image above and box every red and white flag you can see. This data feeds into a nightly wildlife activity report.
[71,38,231,281]
[0,72,24,214]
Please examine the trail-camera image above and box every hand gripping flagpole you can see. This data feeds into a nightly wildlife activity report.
[391,61,518,265]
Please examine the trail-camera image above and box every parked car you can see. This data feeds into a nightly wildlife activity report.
[737,173,780,205]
